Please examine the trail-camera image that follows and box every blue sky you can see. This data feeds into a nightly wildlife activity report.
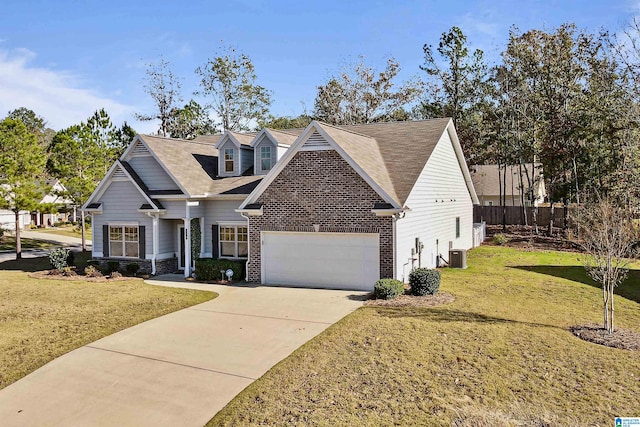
[0,0,637,133]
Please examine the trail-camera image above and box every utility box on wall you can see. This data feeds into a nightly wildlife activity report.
[449,249,467,269]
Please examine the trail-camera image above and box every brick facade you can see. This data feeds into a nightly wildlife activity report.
[247,150,393,282]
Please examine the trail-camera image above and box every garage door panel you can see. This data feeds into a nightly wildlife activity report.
[262,232,379,291]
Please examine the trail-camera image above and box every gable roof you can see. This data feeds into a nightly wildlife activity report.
[124,134,262,197]
[83,160,163,211]
[240,118,477,209]
[471,164,545,197]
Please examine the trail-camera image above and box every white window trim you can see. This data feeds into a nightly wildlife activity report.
[108,223,140,259]
[260,145,272,171]
[218,224,248,259]
[224,148,235,173]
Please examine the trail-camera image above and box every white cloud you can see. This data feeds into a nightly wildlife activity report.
[0,48,136,130]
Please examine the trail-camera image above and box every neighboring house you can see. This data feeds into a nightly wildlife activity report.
[83,119,478,291]
[470,164,546,207]
[32,180,74,227]
[0,210,30,231]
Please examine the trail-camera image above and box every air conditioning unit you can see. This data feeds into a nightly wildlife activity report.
[449,249,467,269]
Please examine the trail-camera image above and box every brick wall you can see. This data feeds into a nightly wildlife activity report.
[248,150,393,282]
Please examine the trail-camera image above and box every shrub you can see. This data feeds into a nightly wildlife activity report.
[49,247,70,271]
[374,278,405,300]
[493,233,509,245]
[87,259,100,267]
[107,261,120,273]
[66,251,75,266]
[409,268,441,296]
[110,271,122,279]
[84,265,103,277]
[125,263,140,276]
[195,258,244,281]
[62,266,77,277]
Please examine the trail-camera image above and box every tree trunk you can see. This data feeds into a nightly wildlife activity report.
[609,284,615,334]
[81,210,87,252]
[14,210,22,260]
[548,201,555,236]
[603,284,609,332]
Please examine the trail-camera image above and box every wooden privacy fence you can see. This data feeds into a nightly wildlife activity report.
[473,205,573,227]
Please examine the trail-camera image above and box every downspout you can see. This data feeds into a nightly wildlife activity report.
[392,210,406,281]
[240,212,250,282]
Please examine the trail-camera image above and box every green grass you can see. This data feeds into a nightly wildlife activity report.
[209,246,640,426]
[0,236,56,251]
[0,254,216,390]
[34,226,93,240]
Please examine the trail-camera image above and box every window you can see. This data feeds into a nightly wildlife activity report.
[260,146,272,171]
[224,148,235,173]
[455,217,460,239]
[219,225,248,258]
[109,225,138,257]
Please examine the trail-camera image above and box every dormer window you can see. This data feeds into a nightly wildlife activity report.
[224,148,235,173]
[260,146,272,171]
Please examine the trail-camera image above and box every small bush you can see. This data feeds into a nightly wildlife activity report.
[107,261,120,273]
[195,259,244,281]
[374,278,405,300]
[87,260,100,267]
[49,247,70,271]
[84,265,103,277]
[125,263,140,276]
[62,266,77,277]
[409,268,441,296]
[110,271,122,279]
[493,233,509,245]
[66,251,75,266]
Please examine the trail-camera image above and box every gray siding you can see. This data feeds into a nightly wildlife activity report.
[161,200,204,219]
[92,180,153,258]
[240,147,254,174]
[202,200,245,256]
[254,136,277,175]
[395,128,474,279]
[158,219,175,255]
[128,156,179,190]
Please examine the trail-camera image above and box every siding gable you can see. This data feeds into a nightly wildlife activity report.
[218,139,238,177]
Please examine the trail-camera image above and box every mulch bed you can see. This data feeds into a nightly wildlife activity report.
[569,324,640,351]
[364,292,455,307]
[29,270,142,282]
[485,225,581,252]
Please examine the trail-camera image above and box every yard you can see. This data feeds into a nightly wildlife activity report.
[35,226,93,240]
[209,246,640,426]
[0,253,215,390]
[0,236,55,251]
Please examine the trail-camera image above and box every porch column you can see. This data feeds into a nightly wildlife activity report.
[184,203,191,278]
[151,214,159,275]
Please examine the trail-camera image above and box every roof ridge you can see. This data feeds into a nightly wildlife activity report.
[338,117,452,128]
[141,134,219,148]
[315,121,376,140]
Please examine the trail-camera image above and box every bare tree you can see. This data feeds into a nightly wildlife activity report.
[195,45,272,131]
[136,57,183,137]
[572,196,638,334]
[314,56,422,125]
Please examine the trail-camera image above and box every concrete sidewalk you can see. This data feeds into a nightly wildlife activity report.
[0,276,367,426]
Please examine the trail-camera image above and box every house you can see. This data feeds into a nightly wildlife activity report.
[32,180,74,227]
[83,119,478,291]
[470,164,546,207]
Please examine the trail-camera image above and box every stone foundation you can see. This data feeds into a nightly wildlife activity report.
[93,257,179,276]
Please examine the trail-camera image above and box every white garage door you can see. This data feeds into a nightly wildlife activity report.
[262,232,380,291]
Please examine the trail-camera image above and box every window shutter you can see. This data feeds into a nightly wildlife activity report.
[212,225,219,259]
[102,225,109,257]
[139,226,146,259]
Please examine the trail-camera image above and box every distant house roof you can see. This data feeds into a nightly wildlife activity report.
[470,164,545,198]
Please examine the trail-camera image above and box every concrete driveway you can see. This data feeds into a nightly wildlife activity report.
[0,276,367,426]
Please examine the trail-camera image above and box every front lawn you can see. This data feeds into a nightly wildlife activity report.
[35,226,93,240]
[209,246,640,426]
[0,254,216,390]
[0,236,55,251]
